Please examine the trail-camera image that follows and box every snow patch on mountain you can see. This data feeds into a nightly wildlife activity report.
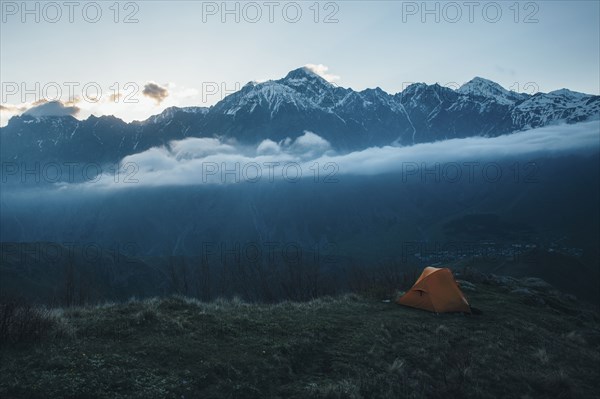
[457,77,529,105]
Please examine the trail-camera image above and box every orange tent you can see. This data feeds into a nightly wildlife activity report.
[397,267,471,313]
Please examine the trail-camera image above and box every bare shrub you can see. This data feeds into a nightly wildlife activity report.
[0,298,56,345]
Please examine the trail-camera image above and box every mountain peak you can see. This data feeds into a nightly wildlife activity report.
[140,106,209,124]
[281,67,331,86]
[458,77,526,105]
[459,76,506,93]
[468,76,496,84]
[548,88,588,99]
[285,66,319,78]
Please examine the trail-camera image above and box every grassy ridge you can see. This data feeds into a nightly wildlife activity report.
[1,282,599,399]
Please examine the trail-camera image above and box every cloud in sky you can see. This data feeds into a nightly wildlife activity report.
[142,82,170,104]
[286,131,332,159]
[0,80,209,127]
[1,99,80,125]
[23,100,80,117]
[108,93,122,102]
[0,104,27,126]
[0,104,27,112]
[305,64,340,83]
[73,121,599,190]
[256,139,281,155]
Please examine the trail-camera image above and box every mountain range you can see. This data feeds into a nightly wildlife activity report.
[1,67,599,168]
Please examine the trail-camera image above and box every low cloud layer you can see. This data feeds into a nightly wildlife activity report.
[78,121,599,190]
[142,82,169,104]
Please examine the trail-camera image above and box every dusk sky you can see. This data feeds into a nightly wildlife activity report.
[1,0,599,125]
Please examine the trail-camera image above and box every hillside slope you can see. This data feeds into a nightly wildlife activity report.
[1,278,599,399]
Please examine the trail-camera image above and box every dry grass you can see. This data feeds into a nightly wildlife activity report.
[0,282,599,399]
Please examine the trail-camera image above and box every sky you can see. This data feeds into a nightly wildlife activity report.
[1,0,599,125]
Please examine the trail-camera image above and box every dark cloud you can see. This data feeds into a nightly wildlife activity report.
[23,100,79,117]
[143,82,169,104]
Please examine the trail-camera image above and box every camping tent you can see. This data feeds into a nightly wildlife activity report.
[397,267,471,313]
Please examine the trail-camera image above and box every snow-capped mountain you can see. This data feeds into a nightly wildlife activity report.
[143,106,209,125]
[1,67,598,169]
[457,77,530,105]
[511,89,599,129]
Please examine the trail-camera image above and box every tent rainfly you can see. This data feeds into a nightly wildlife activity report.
[397,267,471,313]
